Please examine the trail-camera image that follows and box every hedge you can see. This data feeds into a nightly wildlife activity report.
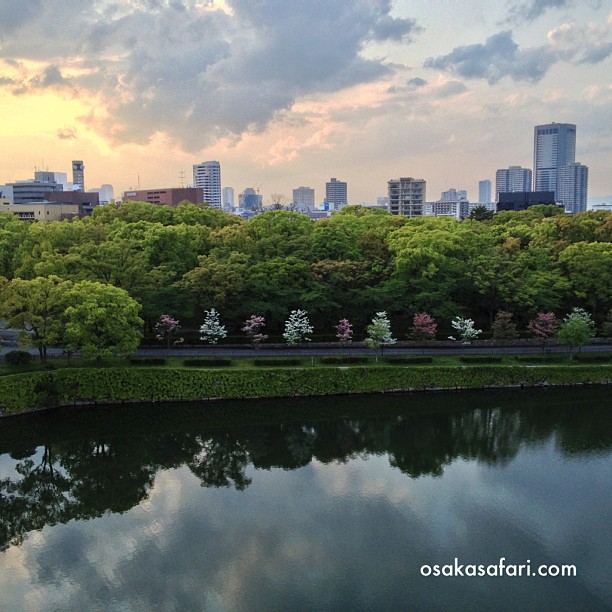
[1,365,612,415]
[183,358,233,367]
[319,356,369,365]
[459,356,503,364]
[383,356,433,365]
[129,358,167,366]
[253,358,303,367]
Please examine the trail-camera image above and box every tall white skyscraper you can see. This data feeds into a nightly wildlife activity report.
[559,162,588,214]
[478,180,492,203]
[495,166,532,200]
[193,161,221,208]
[533,123,576,199]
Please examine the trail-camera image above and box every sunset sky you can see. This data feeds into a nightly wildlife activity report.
[1,0,611,204]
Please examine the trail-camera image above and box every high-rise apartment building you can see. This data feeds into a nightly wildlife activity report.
[325,178,347,210]
[72,160,85,191]
[495,166,532,201]
[559,162,588,214]
[292,186,315,212]
[388,177,426,217]
[441,188,467,202]
[478,180,492,203]
[193,160,222,208]
[533,123,576,199]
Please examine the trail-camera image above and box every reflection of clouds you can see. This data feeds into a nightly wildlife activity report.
[1,440,610,608]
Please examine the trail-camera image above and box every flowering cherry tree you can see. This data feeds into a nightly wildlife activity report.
[335,318,353,345]
[155,314,183,349]
[528,312,558,348]
[199,308,227,344]
[283,309,313,345]
[242,315,268,347]
[449,317,481,344]
[409,312,437,341]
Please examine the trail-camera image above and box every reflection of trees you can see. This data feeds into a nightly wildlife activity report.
[0,392,610,552]
[188,435,251,490]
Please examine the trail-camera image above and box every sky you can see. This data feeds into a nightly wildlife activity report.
[1,0,611,204]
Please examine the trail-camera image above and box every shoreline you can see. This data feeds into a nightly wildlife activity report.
[1,364,611,417]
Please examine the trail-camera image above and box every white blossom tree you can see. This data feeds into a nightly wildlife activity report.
[449,317,481,344]
[199,308,227,344]
[365,311,395,356]
[282,309,313,345]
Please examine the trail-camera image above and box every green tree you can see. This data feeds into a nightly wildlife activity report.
[0,276,71,362]
[558,241,612,317]
[491,311,518,340]
[556,308,596,355]
[63,281,143,360]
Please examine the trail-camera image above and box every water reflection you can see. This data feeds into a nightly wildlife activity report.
[0,388,611,609]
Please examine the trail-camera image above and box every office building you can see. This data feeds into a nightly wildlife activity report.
[72,160,85,191]
[495,166,532,201]
[239,187,263,211]
[533,122,576,199]
[388,177,426,217]
[478,180,492,203]
[122,187,205,207]
[559,162,588,214]
[441,188,467,202]
[292,186,315,212]
[5,179,63,204]
[193,160,222,208]
[0,201,81,222]
[497,191,557,212]
[325,178,348,210]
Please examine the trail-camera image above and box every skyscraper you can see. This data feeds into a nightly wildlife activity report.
[72,160,85,191]
[559,162,588,214]
[478,180,492,203]
[325,178,347,210]
[388,177,426,217]
[193,161,221,208]
[495,166,532,200]
[533,123,576,199]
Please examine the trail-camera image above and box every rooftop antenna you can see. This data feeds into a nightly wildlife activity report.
[178,169,186,188]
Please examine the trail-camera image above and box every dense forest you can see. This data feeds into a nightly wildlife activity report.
[1,201,611,343]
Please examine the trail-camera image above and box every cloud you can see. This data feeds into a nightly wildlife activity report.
[0,0,422,150]
[407,77,428,89]
[424,31,556,84]
[505,0,572,24]
[424,24,612,84]
[57,126,78,140]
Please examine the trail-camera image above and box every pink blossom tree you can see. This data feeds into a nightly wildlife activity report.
[409,312,437,341]
[155,314,183,349]
[335,318,353,345]
[528,312,558,349]
[242,315,268,348]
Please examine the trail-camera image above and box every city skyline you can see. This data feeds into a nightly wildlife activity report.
[1,1,612,204]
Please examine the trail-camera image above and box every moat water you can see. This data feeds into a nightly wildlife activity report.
[0,387,610,610]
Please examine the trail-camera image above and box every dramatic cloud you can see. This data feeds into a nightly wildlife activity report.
[0,0,421,150]
[505,0,572,23]
[424,23,612,84]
